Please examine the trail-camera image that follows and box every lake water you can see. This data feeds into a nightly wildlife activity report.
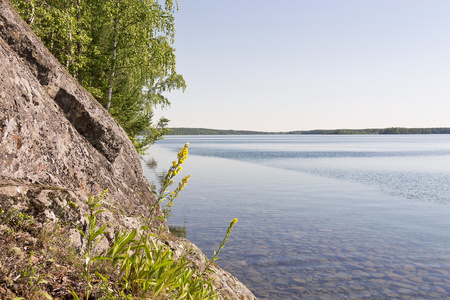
[141,135,450,299]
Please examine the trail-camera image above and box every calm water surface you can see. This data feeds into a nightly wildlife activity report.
[142,135,450,299]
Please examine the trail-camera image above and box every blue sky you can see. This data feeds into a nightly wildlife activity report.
[156,0,450,132]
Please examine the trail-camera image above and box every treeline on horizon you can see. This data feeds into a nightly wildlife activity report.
[168,128,280,135]
[168,127,450,135]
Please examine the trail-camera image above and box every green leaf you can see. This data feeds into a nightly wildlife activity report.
[71,288,81,300]
[90,224,106,242]
[96,271,109,282]
[38,291,52,300]
[73,223,86,238]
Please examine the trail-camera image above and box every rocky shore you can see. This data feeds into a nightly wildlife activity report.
[0,0,256,298]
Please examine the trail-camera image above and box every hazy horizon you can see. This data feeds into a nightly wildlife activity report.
[155,1,450,132]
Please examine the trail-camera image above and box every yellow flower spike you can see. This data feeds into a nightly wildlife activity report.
[157,142,192,220]
[206,216,240,271]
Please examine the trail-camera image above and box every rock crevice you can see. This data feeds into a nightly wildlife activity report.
[53,87,120,163]
[0,0,256,298]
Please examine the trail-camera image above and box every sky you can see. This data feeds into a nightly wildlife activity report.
[155,0,450,132]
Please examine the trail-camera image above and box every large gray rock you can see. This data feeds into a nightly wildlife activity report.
[0,0,155,219]
[0,0,256,298]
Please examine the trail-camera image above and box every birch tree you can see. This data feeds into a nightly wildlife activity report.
[11,0,185,153]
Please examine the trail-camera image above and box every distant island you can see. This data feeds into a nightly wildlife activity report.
[168,127,450,135]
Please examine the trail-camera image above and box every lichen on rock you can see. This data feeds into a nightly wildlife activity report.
[0,0,257,298]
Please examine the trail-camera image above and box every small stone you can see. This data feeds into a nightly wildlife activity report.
[30,255,39,264]
[351,270,370,277]
[434,286,446,293]
[435,269,449,276]
[369,279,386,285]
[371,272,386,278]
[392,281,415,289]
[428,292,442,298]
[403,264,416,272]
[386,272,403,280]
[290,277,307,284]
[247,249,269,256]
[285,287,306,293]
[362,260,375,268]
[249,276,264,283]
[409,277,423,283]
[397,288,413,295]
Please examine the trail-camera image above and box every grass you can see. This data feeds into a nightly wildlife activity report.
[0,143,239,300]
[0,206,83,299]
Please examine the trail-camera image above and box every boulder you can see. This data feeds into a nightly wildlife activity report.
[0,0,256,298]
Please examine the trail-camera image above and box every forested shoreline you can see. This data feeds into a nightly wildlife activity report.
[168,127,450,135]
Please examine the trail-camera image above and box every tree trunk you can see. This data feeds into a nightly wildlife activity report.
[106,11,118,112]
[76,0,83,82]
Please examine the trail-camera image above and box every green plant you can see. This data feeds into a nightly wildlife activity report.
[156,142,191,218]
[70,189,217,299]
[1,207,34,230]
[102,210,218,298]
[17,256,52,300]
[168,225,187,238]
[67,143,239,299]
[0,202,85,300]
[204,218,239,274]
[72,190,108,300]
[142,143,191,237]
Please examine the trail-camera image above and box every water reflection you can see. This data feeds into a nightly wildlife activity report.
[142,156,168,192]
[169,225,187,238]
[144,157,158,170]
[143,135,450,299]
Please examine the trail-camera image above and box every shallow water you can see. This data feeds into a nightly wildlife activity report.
[142,135,450,299]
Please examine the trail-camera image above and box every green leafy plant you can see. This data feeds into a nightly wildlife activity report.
[204,218,239,274]
[143,143,191,236]
[72,190,108,300]
[0,205,77,300]
[156,142,191,218]
[70,184,218,299]
[105,231,216,298]
[17,256,52,300]
[0,143,239,299]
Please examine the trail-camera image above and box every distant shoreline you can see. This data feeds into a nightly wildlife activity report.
[167,127,450,135]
